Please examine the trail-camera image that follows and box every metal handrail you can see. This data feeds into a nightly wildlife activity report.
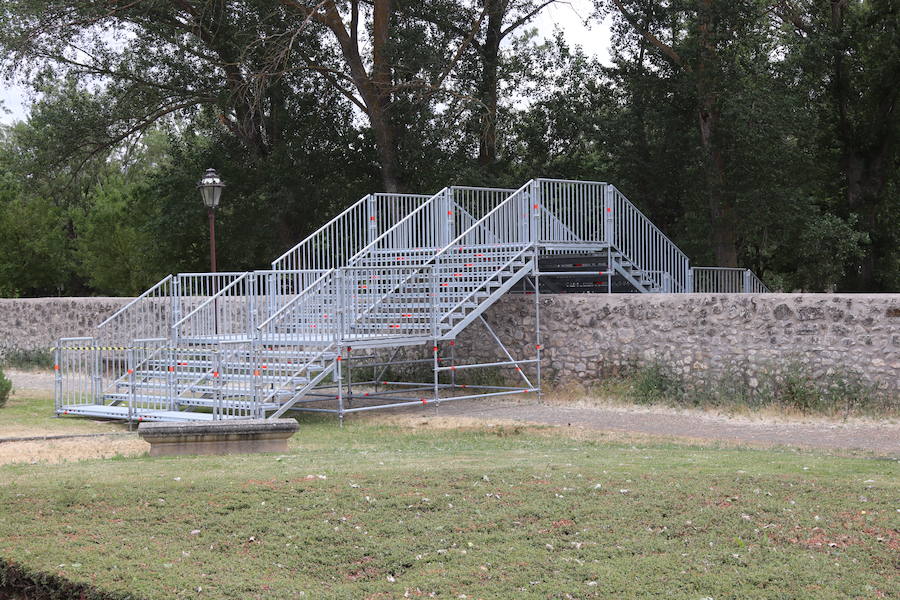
[260,342,337,405]
[432,181,531,262]
[611,186,689,262]
[691,266,770,293]
[256,269,335,331]
[271,194,369,269]
[609,186,691,292]
[346,188,447,265]
[96,274,172,330]
[171,272,249,330]
[440,245,532,320]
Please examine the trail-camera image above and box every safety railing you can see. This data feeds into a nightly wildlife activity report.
[258,191,451,344]
[340,266,438,340]
[450,186,514,246]
[608,185,691,292]
[347,189,450,267]
[170,270,329,343]
[537,179,605,244]
[537,178,693,292]
[95,273,245,343]
[432,182,534,325]
[691,267,770,293]
[338,183,531,336]
[271,193,431,272]
[54,337,96,411]
[96,275,173,345]
[257,269,340,345]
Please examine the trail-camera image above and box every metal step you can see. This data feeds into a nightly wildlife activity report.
[57,404,222,421]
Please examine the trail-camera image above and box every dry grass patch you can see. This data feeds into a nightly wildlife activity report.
[0,436,147,465]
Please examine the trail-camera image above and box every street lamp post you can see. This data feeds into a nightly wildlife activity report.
[198,168,225,273]
[198,169,225,336]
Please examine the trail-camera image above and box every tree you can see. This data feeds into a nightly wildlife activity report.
[774,0,900,290]
[603,0,781,266]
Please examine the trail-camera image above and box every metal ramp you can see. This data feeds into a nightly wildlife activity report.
[55,179,768,423]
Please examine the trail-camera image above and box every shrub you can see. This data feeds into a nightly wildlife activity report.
[629,363,684,405]
[1,348,53,370]
[0,368,11,408]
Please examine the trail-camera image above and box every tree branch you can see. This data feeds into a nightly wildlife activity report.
[611,0,688,71]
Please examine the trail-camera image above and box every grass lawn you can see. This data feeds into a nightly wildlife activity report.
[0,408,897,600]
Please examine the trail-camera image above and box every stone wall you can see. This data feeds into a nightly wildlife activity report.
[1,294,898,395]
[0,298,129,358]
[457,293,900,393]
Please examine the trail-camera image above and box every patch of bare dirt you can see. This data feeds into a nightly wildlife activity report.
[5,368,54,399]
[0,436,147,465]
[358,398,900,455]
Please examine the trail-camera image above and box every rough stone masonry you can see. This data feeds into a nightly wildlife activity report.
[1,294,898,394]
[456,293,900,394]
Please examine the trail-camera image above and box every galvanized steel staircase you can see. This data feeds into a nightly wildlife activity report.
[55,179,767,422]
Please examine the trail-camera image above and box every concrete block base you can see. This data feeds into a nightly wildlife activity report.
[138,419,299,457]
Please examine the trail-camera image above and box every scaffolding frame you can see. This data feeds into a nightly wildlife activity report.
[53,179,766,424]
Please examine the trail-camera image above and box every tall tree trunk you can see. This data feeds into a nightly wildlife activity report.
[829,0,896,290]
[696,0,737,266]
[370,0,401,191]
[478,0,504,166]
[697,102,738,266]
[286,0,403,191]
[843,149,889,289]
[367,96,402,192]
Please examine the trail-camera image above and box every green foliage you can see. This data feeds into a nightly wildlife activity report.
[0,191,72,297]
[616,359,896,417]
[0,368,11,407]
[73,177,161,295]
[0,0,896,295]
[1,348,53,370]
[629,363,684,405]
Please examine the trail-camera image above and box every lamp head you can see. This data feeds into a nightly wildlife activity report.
[198,168,225,209]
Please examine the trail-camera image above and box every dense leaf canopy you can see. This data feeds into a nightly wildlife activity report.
[0,0,897,295]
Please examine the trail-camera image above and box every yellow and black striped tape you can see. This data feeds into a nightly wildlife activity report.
[53,346,213,352]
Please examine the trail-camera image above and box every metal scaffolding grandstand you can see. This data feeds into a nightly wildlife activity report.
[54,179,768,423]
